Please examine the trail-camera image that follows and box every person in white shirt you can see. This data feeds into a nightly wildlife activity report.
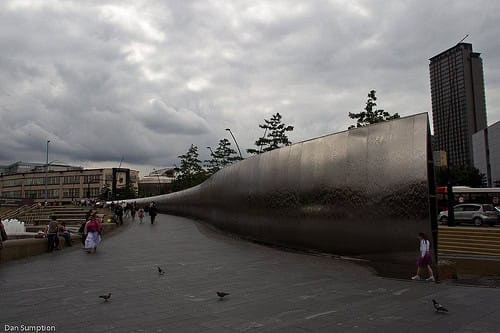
[412,232,435,281]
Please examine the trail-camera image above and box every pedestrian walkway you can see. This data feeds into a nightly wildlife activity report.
[1,214,500,332]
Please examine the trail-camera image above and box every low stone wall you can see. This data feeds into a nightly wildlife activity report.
[0,223,117,262]
[0,235,77,262]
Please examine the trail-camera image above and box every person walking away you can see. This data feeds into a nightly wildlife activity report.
[130,202,137,220]
[115,203,124,225]
[84,211,101,253]
[412,232,435,281]
[78,219,87,246]
[0,219,8,250]
[138,207,144,224]
[46,216,60,251]
[124,202,131,218]
[149,202,158,225]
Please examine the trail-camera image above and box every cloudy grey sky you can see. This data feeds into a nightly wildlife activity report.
[1,0,499,176]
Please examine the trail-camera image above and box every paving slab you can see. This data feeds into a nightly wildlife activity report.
[1,214,500,332]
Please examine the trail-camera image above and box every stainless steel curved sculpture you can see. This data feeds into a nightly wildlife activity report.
[135,113,437,261]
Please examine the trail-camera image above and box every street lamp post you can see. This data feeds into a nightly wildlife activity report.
[259,128,268,153]
[225,128,243,159]
[87,179,91,199]
[153,168,161,195]
[206,146,219,169]
[446,172,455,226]
[44,140,50,202]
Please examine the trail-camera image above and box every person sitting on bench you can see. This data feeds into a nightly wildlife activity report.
[58,222,72,247]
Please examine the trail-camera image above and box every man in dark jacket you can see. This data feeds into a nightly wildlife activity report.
[149,202,158,225]
[115,204,124,225]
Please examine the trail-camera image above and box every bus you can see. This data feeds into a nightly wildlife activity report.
[436,186,500,212]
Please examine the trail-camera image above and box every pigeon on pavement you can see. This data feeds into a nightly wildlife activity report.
[217,292,230,299]
[432,299,448,313]
[99,293,112,302]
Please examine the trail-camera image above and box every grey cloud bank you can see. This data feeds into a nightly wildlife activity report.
[1,0,499,176]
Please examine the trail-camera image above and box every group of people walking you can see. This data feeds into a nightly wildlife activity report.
[75,201,158,255]
[111,201,158,225]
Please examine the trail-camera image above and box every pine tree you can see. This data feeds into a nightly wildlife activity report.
[348,90,400,129]
[247,113,294,154]
[206,139,241,173]
[172,145,208,191]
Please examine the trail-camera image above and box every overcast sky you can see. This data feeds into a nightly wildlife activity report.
[1,0,499,177]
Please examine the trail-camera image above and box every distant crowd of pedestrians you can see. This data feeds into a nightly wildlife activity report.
[109,201,158,225]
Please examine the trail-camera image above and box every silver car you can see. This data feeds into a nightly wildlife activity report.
[438,204,499,226]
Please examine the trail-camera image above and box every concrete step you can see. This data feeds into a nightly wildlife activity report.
[439,231,500,240]
[44,214,88,219]
[439,230,500,237]
[439,226,500,233]
[43,211,88,216]
[42,207,87,211]
[37,219,85,225]
[438,242,500,253]
[439,247,500,257]
[439,241,500,251]
[438,226,500,257]
[439,235,500,243]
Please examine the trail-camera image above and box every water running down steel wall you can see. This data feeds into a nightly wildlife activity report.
[135,113,436,261]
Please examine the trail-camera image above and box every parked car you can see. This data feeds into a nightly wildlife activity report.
[438,204,499,226]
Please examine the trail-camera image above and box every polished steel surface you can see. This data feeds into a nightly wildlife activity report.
[133,113,436,261]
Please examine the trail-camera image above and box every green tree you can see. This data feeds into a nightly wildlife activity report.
[172,144,209,191]
[247,112,294,154]
[436,165,486,187]
[348,90,400,129]
[206,139,242,173]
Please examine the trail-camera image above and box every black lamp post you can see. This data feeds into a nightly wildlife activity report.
[259,128,268,153]
[225,128,243,159]
[446,166,455,226]
[86,179,91,199]
[44,140,50,201]
[153,168,161,195]
[206,146,220,169]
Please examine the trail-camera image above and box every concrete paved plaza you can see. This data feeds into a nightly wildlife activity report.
[1,214,500,332]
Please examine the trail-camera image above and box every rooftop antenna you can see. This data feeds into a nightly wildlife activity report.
[457,34,469,44]
[118,155,124,169]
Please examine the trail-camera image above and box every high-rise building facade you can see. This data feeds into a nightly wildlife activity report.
[430,43,487,166]
[473,121,500,187]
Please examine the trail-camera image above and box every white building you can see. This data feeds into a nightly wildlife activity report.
[472,121,500,187]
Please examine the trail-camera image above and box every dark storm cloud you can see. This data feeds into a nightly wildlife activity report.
[1,0,499,176]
